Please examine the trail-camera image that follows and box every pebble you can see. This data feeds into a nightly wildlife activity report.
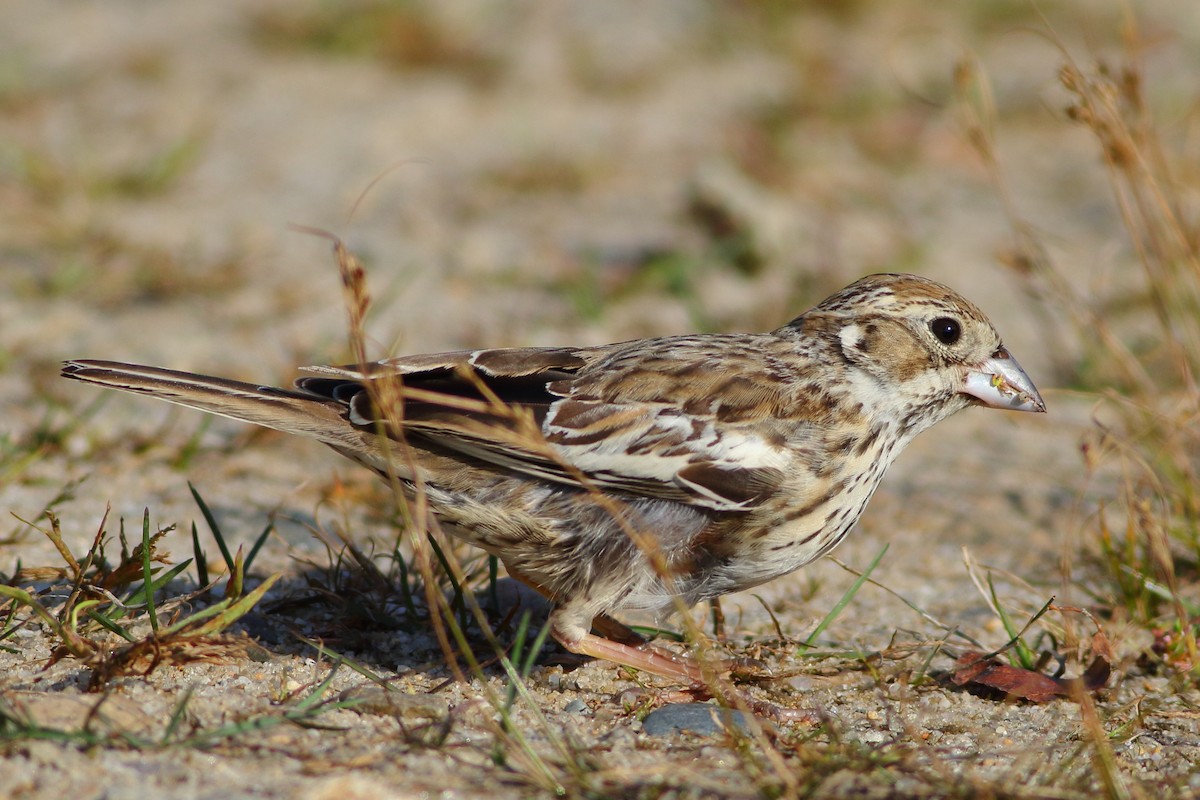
[641,703,749,737]
[563,698,588,715]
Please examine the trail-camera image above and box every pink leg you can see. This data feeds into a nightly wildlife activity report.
[558,629,711,683]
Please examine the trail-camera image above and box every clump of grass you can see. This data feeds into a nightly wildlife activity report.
[957,21,1200,679]
[1,489,279,692]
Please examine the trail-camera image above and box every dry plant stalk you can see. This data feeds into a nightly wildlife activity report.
[1059,36,1199,670]
[959,17,1199,673]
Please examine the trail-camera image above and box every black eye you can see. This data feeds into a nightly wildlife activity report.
[930,317,961,345]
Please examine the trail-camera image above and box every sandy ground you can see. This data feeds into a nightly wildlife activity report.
[3,2,1199,798]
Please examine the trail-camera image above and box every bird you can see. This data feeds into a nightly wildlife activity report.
[62,272,1044,686]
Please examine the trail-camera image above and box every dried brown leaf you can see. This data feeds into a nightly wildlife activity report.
[950,634,1111,703]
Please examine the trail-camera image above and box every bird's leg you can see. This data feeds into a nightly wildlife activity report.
[504,570,766,691]
[591,613,758,678]
[551,617,711,684]
[501,567,646,645]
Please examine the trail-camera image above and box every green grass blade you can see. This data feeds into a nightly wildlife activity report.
[0,586,93,657]
[803,543,888,648]
[140,509,159,632]
[488,554,500,612]
[986,572,1036,669]
[392,549,419,617]
[244,521,273,574]
[86,608,135,641]
[147,560,194,595]
[189,482,234,573]
[521,618,551,678]
[425,534,465,624]
[191,522,209,588]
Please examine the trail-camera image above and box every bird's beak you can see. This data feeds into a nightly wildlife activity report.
[962,348,1046,413]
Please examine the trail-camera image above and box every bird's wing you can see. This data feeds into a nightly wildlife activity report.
[298,337,796,512]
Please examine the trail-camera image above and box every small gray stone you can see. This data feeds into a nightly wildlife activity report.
[563,698,588,715]
[641,703,748,737]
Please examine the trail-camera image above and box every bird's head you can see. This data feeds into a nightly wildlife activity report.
[786,273,1045,432]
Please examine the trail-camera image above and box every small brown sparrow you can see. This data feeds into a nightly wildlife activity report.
[63,273,1044,683]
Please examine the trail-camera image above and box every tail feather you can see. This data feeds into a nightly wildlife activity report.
[61,360,356,448]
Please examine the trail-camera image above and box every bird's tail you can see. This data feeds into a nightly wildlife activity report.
[61,359,358,449]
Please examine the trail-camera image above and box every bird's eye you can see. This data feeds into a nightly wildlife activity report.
[930,317,961,345]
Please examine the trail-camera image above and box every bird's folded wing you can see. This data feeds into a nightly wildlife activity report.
[297,345,790,512]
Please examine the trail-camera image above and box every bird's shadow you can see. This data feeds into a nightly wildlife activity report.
[225,525,565,681]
